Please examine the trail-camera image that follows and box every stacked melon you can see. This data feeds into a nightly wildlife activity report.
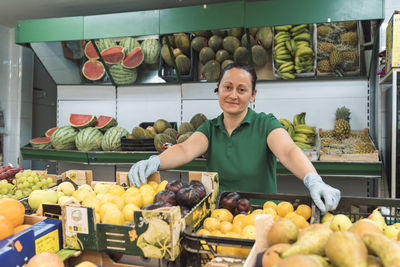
[160,33,192,77]
[191,27,272,81]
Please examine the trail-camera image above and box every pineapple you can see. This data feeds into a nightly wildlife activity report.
[333,106,351,139]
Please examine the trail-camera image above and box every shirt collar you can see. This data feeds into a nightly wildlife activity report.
[215,107,254,128]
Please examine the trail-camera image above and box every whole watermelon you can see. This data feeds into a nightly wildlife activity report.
[51,126,79,150]
[109,63,138,85]
[75,127,103,151]
[141,39,161,65]
[101,127,129,151]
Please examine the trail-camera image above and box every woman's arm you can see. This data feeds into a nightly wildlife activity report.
[266,128,316,181]
[158,131,209,170]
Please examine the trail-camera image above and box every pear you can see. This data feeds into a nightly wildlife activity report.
[367,255,383,267]
[368,209,387,229]
[262,243,291,267]
[276,254,330,267]
[321,212,334,224]
[329,214,352,231]
[325,231,367,267]
[282,224,332,258]
[267,218,299,245]
[362,232,400,267]
[383,225,400,240]
[348,220,382,239]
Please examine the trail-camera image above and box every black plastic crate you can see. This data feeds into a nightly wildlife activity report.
[158,33,196,82]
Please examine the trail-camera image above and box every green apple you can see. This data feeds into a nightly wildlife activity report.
[57,191,65,198]
[330,214,352,231]
[79,184,93,192]
[57,181,75,196]
[28,189,58,209]
[383,225,400,240]
[58,196,78,205]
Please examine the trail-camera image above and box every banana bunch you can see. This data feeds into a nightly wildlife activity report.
[280,112,317,150]
[273,24,313,79]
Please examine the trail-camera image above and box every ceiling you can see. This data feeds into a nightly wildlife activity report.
[0,0,238,28]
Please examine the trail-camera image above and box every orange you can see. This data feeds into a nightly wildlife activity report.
[263,207,277,216]
[0,198,25,227]
[251,209,263,215]
[14,224,31,234]
[211,209,233,223]
[276,201,294,218]
[295,204,312,220]
[220,221,233,234]
[197,228,211,236]
[263,201,277,211]
[273,214,281,221]
[284,211,298,220]
[0,215,14,240]
[210,230,224,237]
[289,214,309,229]
[203,217,220,231]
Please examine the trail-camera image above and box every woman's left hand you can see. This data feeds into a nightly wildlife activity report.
[304,172,341,214]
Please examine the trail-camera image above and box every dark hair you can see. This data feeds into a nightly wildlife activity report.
[214,63,257,93]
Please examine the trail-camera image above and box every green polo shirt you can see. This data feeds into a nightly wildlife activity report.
[196,108,283,194]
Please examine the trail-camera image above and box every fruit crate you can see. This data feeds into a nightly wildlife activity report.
[312,196,400,224]
[272,24,317,79]
[158,33,196,82]
[121,122,177,152]
[183,191,316,267]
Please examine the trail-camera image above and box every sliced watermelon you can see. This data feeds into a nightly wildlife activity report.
[95,115,118,131]
[69,114,97,129]
[101,46,125,64]
[82,60,105,81]
[30,137,51,149]
[84,41,99,60]
[45,127,58,137]
[121,47,144,69]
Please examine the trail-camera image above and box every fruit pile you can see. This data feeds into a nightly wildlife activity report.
[273,24,314,79]
[260,208,400,267]
[191,27,272,81]
[0,198,28,240]
[317,21,359,76]
[160,33,192,78]
[82,37,161,84]
[279,112,318,150]
[0,165,24,183]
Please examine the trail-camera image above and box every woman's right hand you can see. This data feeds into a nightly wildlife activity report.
[128,155,160,187]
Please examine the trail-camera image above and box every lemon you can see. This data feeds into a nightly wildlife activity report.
[108,184,126,196]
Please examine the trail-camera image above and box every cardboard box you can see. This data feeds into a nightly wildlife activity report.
[62,171,219,261]
[61,170,93,186]
[0,215,63,267]
[386,11,400,73]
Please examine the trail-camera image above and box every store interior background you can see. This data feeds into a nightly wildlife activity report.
[0,0,398,196]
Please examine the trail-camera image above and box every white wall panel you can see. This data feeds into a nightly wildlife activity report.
[58,85,115,100]
[182,82,218,100]
[182,100,222,122]
[117,85,181,130]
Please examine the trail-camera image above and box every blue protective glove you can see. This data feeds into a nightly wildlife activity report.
[128,155,161,187]
[304,172,341,214]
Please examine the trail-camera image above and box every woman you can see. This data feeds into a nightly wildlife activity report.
[128,63,340,214]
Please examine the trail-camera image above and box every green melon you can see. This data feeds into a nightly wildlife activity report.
[178,122,195,135]
[163,128,178,140]
[75,127,103,151]
[141,39,161,65]
[131,126,146,138]
[101,127,129,151]
[215,49,230,63]
[199,47,215,65]
[233,46,250,65]
[109,63,137,85]
[144,129,156,138]
[223,36,241,54]
[119,37,140,55]
[161,44,174,67]
[249,27,259,37]
[173,48,183,58]
[154,133,176,153]
[193,31,212,38]
[256,27,273,49]
[241,34,256,48]
[252,45,268,67]
[208,35,223,52]
[221,59,235,70]
[190,113,207,129]
[176,55,191,75]
[202,60,221,82]
[154,119,172,133]
[228,28,243,38]
[191,36,208,52]
[51,126,79,150]
[146,126,157,136]
[177,132,193,144]
[174,33,190,55]
[211,30,227,37]
[161,35,175,47]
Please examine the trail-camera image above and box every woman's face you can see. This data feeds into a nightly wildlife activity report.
[217,68,256,116]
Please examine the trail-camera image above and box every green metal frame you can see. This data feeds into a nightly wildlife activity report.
[14,0,384,44]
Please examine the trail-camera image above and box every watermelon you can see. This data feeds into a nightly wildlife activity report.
[75,127,103,151]
[121,47,144,69]
[97,38,116,53]
[45,127,58,137]
[69,114,97,129]
[95,115,117,131]
[84,41,99,60]
[120,37,140,55]
[100,46,125,64]
[30,137,51,149]
[82,60,105,81]
[141,39,161,65]
[51,126,79,150]
[101,127,129,151]
[109,63,138,85]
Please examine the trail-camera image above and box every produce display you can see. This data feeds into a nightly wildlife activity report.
[316,21,360,76]
[273,24,315,79]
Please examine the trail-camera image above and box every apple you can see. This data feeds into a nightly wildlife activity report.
[57,191,65,198]
[79,184,93,192]
[383,225,400,240]
[94,183,111,195]
[321,212,334,224]
[57,181,75,196]
[28,189,58,209]
[58,196,77,205]
[330,214,352,231]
